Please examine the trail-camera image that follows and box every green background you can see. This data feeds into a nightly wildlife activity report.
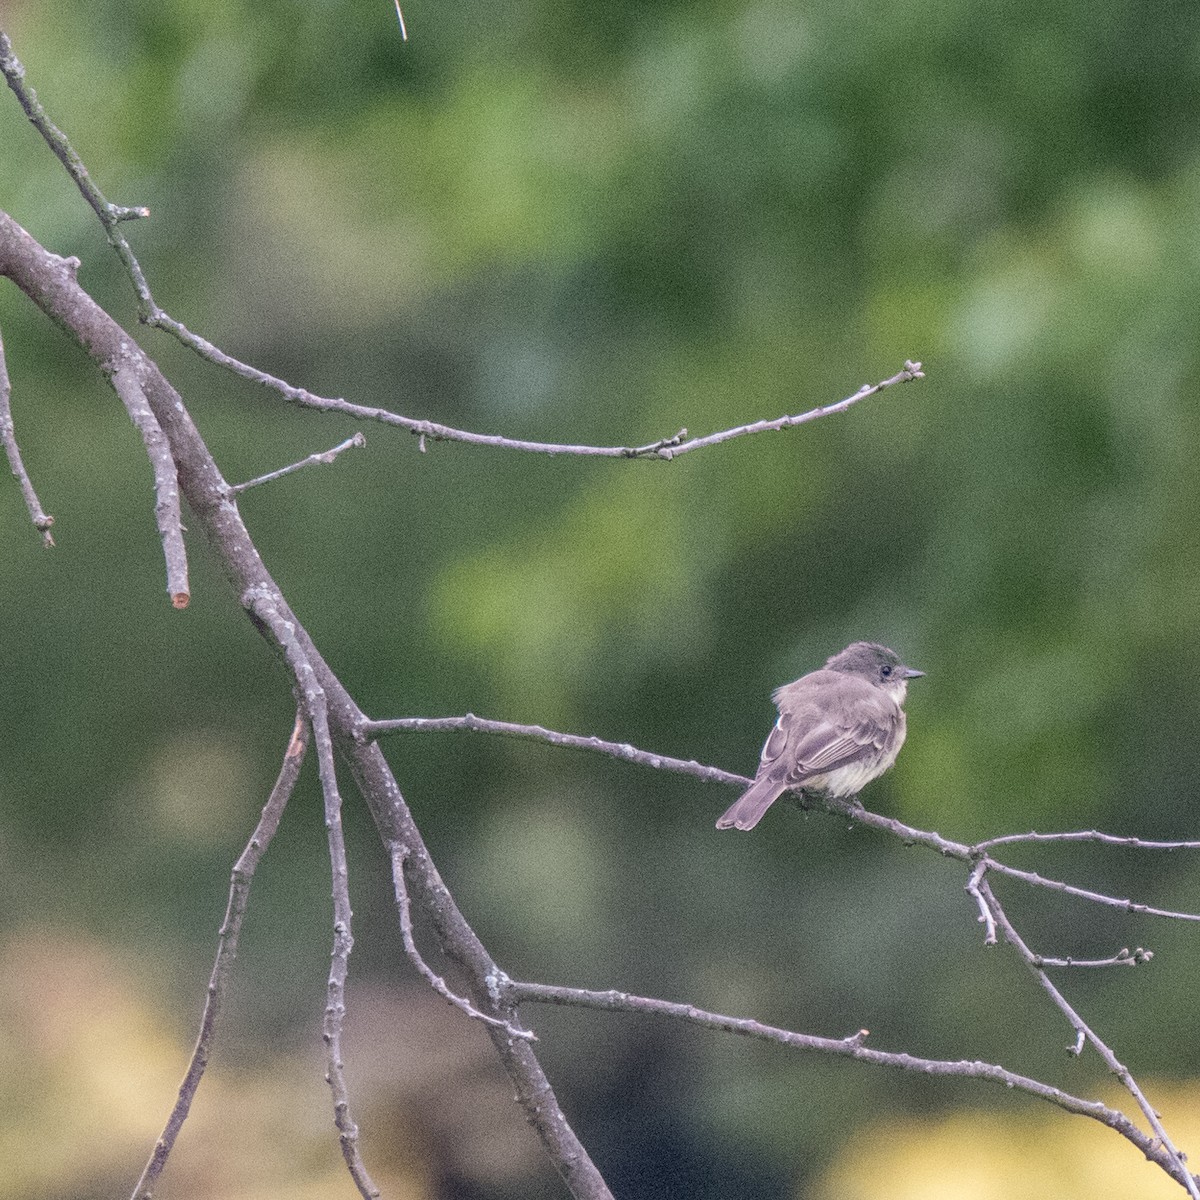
[2,1,1199,1196]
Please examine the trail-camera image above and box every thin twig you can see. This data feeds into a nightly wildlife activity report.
[1033,947,1153,969]
[506,978,1194,1187]
[175,361,922,459]
[0,34,152,293]
[110,363,189,607]
[389,841,535,1040]
[646,364,925,459]
[975,829,1200,852]
[229,432,366,496]
[977,877,1200,1199]
[983,860,1200,922]
[0,323,53,544]
[857,805,1200,919]
[128,713,308,1200]
[244,587,380,1200]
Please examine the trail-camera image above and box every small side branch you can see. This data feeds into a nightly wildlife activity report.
[983,859,1200,922]
[388,841,535,1040]
[229,432,366,496]
[110,363,189,607]
[965,860,996,944]
[0,324,53,545]
[129,713,308,1200]
[641,362,924,459]
[1033,947,1154,969]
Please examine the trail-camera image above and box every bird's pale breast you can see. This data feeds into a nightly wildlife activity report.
[803,748,899,798]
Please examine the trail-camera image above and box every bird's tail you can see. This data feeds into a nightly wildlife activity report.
[715,776,789,831]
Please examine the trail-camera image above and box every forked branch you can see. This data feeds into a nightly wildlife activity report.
[0,210,612,1200]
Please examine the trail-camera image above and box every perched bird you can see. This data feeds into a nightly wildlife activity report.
[716,641,923,831]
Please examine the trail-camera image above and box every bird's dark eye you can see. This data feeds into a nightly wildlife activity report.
[880,664,893,678]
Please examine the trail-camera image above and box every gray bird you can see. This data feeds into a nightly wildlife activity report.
[716,641,923,831]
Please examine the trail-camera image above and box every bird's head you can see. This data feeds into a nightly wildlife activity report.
[827,641,924,695]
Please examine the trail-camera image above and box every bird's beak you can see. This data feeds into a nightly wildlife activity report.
[902,666,925,679]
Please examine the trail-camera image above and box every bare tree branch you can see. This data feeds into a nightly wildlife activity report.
[982,860,1200,921]
[0,34,151,285]
[1,33,922,466]
[0,322,53,544]
[371,706,1200,1189]
[1032,947,1153,969]
[232,360,924,459]
[129,713,308,1200]
[367,711,1200,918]
[363,712,746,788]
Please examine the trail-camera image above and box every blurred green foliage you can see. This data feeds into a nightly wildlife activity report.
[2,0,1200,1196]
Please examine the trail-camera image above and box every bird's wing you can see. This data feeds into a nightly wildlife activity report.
[783,719,880,780]
[770,688,900,786]
[752,711,803,785]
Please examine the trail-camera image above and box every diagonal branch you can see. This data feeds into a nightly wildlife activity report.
[0,33,151,288]
[110,362,190,607]
[129,712,308,1200]
[981,859,1200,921]
[389,841,535,1040]
[229,432,366,496]
[0,321,54,544]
